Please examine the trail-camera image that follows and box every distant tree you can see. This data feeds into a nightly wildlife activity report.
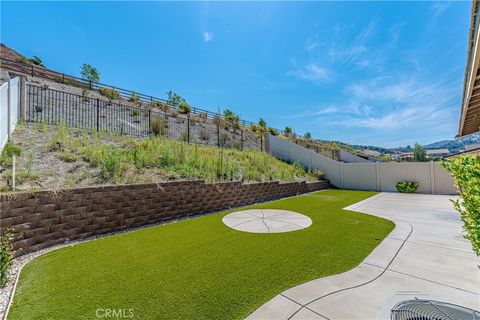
[284,127,293,135]
[223,109,240,129]
[29,56,43,66]
[80,63,100,82]
[165,91,186,107]
[304,132,312,140]
[414,143,427,162]
[258,118,267,128]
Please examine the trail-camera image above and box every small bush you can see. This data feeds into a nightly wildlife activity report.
[223,109,241,130]
[166,91,186,107]
[57,151,77,163]
[16,57,32,65]
[2,142,22,157]
[259,118,267,128]
[150,116,167,136]
[312,169,325,180]
[99,88,120,101]
[129,92,140,103]
[0,228,14,288]
[100,149,123,181]
[178,101,192,114]
[268,128,278,136]
[131,108,140,117]
[396,181,418,193]
[152,100,169,113]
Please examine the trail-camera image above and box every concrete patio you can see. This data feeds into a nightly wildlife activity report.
[247,192,480,320]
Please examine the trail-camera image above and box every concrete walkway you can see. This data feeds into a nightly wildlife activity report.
[247,192,480,319]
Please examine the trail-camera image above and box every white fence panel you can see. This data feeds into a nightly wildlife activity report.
[268,135,342,187]
[0,78,20,151]
[378,162,432,193]
[266,134,458,195]
[433,163,458,195]
[339,150,372,163]
[342,163,377,190]
[9,78,19,132]
[0,82,9,150]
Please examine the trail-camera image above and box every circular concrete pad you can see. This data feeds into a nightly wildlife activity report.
[222,209,312,233]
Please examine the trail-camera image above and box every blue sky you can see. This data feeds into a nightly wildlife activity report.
[1,1,470,147]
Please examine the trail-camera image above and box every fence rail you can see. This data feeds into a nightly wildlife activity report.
[2,56,285,135]
[26,84,264,151]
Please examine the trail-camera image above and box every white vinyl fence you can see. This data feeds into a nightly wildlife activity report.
[267,135,457,195]
[0,77,20,151]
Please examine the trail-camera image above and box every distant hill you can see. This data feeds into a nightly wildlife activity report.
[423,132,480,152]
[318,132,480,156]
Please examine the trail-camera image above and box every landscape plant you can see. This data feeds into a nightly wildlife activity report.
[1,124,320,191]
[129,92,140,103]
[258,118,267,129]
[79,63,100,83]
[99,88,120,101]
[165,91,186,107]
[178,101,192,114]
[268,127,278,136]
[29,56,43,66]
[284,126,293,136]
[0,228,14,288]
[395,181,419,193]
[223,109,241,130]
[442,155,480,256]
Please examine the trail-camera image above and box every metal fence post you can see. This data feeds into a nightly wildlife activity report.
[187,116,190,143]
[241,129,244,150]
[96,98,100,131]
[260,134,263,152]
[89,81,92,90]
[148,109,151,135]
[31,65,34,77]
[217,121,220,147]
[430,161,435,195]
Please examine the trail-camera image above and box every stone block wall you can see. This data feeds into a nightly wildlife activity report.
[0,180,329,256]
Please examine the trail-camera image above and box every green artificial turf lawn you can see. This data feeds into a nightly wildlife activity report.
[8,190,394,320]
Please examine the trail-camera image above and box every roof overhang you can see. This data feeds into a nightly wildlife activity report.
[459,0,480,137]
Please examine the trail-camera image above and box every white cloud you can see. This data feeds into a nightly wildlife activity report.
[345,105,453,130]
[430,1,451,18]
[289,63,329,82]
[203,31,214,42]
[335,75,459,132]
[274,105,339,119]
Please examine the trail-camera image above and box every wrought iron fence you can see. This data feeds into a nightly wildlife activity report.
[26,84,264,151]
[2,56,285,136]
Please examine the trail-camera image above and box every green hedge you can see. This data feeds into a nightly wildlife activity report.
[395,181,419,193]
[442,155,480,257]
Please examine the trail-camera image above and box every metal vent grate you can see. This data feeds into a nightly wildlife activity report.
[391,298,480,320]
